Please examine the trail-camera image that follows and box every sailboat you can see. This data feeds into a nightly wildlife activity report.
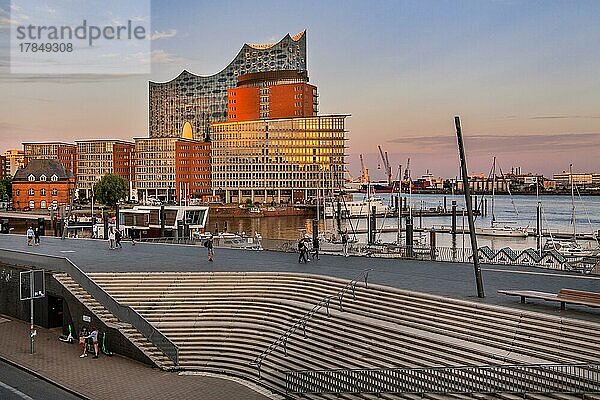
[543,164,600,258]
[475,157,528,238]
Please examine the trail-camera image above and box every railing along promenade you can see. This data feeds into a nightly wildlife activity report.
[250,268,373,377]
[286,363,600,395]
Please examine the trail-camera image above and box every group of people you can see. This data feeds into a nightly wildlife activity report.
[297,236,319,263]
[26,226,41,246]
[107,226,123,250]
[78,325,100,359]
[297,230,350,262]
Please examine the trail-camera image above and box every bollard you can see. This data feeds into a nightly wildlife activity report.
[451,201,457,235]
[370,206,377,244]
[430,230,436,260]
[406,217,414,257]
[336,201,342,232]
[160,205,165,237]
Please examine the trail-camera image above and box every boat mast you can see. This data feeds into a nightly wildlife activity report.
[397,164,402,245]
[570,163,576,241]
[491,156,496,227]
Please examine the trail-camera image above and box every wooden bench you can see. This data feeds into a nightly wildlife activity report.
[498,289,600,311]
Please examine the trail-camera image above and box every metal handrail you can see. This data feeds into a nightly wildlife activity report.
[285,363,600,394]
[250,268,373,376]
[0,248,179,366]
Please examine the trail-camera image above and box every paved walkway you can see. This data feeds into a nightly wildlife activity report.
[2,234,600,321]
[0,316,271,400]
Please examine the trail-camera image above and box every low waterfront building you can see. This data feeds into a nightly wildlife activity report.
[456,175,508,194]
[12,159,75,210]
[23,142,76,176]
[119,205,209,239]
[134,137,211,203]
[210,115,347,204]
[75,139,134,199]
[553,171,600,189]
[3,149,26,177]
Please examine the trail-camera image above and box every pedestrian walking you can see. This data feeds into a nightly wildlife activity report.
[108,227,115,249]
[342,231,349,257]
[298,238,308,263]
[115,229,122,249]
[92,224,98,239]
[26,226,34,246]
[34,227,40,245]
[312,237,320,260]
[204,235,214,261]
[304,238,311,262]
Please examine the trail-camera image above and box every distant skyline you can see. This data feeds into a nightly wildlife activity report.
[1,0,600,178]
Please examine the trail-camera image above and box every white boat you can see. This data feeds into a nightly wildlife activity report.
[478,157,529,238]
[542,164,600,258]
[193,232,263,250]
[324,197,391,218]
[543,239,599,258]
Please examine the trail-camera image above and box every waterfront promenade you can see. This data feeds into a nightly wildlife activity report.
[2,234,600,320]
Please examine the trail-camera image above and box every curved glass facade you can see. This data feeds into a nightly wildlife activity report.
[149,31,307,141]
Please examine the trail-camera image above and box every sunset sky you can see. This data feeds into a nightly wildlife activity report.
[1,0,599,179]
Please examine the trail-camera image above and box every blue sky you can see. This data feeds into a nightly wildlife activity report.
[1,0,600,177]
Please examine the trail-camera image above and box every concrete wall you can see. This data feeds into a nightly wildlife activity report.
[0,263,153,366]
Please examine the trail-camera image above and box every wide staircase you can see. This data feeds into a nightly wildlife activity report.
[83,271,600,399]
[54,273,175,369]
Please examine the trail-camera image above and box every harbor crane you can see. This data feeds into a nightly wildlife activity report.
[403,158,411,181]
[345,167,357,182]
[359,154,370,183]
[377,145,392,184]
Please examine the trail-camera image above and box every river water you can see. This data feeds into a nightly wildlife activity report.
[208,194,600,252]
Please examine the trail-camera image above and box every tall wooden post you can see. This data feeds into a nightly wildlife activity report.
[455,116,485,298]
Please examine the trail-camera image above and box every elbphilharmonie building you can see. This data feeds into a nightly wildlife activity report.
[149,31,307,140]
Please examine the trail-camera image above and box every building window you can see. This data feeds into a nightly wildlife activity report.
[16,189,20,196]
[28,174,35,181]
[51,188,58,196]
[29,200,34,209]
[51,174,58,181]
[40,188,46,196]
[40,200,47,209]
[40,174,47,181]
[28,188,34,196]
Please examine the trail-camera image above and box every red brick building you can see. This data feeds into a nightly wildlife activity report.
[12,159,75,210]
[134,138,211,203]
[227,70,318,122]
[175,140,211,200]
[113,143,135,178]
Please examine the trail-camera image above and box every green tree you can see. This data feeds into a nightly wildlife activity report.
[0,176,12,199]
[93,173,128,208]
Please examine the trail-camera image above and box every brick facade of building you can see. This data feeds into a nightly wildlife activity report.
[175,140,211,200]
[12,159,75,210]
